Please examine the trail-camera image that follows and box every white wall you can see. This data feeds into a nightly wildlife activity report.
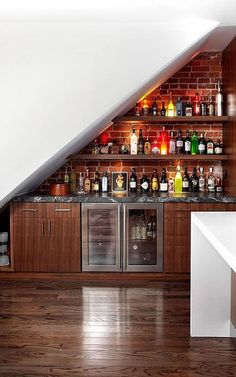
[0,0,235,207]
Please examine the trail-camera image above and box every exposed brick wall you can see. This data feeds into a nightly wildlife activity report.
[37,52,223,193]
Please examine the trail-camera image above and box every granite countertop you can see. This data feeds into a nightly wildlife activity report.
[12,192,236,203]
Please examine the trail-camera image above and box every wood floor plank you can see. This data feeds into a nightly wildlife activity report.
[0,280,236,376]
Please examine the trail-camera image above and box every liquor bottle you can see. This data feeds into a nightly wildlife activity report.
[101,171,108,193]
[129,168,137,192]
[198,133,206,155]
[182,168,190,192]
[168,176,174,193]
[199,167,205,192]
[63,164,70,184]
[176,96,183,116]
[191,131,198,155]
[206,139,214,155]
[215,177,223,193]
[151,169,159,192]
[151,97,158,116]
[137,129,144,154]
[184,130,191,155]
[169,131,176,154]
[151,216,157,238]
[142,98,149,116]
[214,139,223,154]
[160,168,168,192]
[140,171,150,193]
[193,93,200,116]
[185,97,193,116]
[160,102,166,116]
[207,167,215,192]
[174,165,182,193]
[84,168,91,193]
[176,129,184,154]
[144,136,151,155]
[70,167,77,194]
[200,96,207,116]
[190,168,199,192]
[151,139,159,155]
[130,128,138,155]
[78,172,84,194]
[92,139,100,155]
[207,96,215,116]
[134,102,140,116]
[160,126,168,155]
[93,171,100,193]
[215,81,223,116]
[120,138,129,154]
[167,91,174,117]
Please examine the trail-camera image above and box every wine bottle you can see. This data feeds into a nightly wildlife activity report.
[169,131,176,154]
[200,96,207,116]
[84,168,91,193]
[160,102,166,116]
[151,97,158,116]
[184,130,191,155]
[182,168,190,192]
[207,167,215,192]
[199,167,205,192]
[198,133,206,155]
[137,129,144,155]
[176,96,183,116]
[176,129,184,154]
[191,131,198,155]
[129,168,137,192]
[93,171,100,193]
[193,93,200,116]
[140,171,149,193]
[160,168,168,192]
[144,136,151,155]
[151,169,159,192]
[174,165,182,193]
[190,168,199,192]
[101,171,108,193]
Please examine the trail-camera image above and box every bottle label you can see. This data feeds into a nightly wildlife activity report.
[160,183,168,191]
[152,178,158,190]
[208,178,215,191]
[131,143,137,155]
[168,181,174,193]
[199,177,205,190]
[141,181,149,190]
[185,108,192,116]
[130,181,136,189]
[176,140,183,147]
[198,144,206,152]
[192,179,198,187]
[93,183,99,191]
[102,178,108,192]
[169,141,176,154]
[144,142,151,155]
[215,146,223,154]
[183,181,189,188]
[185,140,191,151]
[84,180,91,192]
[207,143,214,154]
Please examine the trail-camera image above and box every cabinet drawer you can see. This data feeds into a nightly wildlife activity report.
[46,203,80,218]
[12,203,47,217]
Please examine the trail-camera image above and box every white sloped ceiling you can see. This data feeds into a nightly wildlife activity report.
[0,0,236,207]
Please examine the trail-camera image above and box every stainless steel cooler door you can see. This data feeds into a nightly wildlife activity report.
[123,203,163,272]
[82,203,121,271]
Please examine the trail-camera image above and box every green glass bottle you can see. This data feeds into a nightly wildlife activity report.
[191,131,198,155]
[174,165,183,193]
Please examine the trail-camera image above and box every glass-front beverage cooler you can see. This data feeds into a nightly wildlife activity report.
[123,204,163,272]
[82,203,121,271]
[82,203,163,272]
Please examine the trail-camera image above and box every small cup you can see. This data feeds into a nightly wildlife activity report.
[0,244,7,254]
[0,254,9,266]
[0,232,8,243]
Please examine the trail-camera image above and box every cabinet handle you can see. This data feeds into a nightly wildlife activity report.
[48,221,51,236]
[54,208,71,212]
[41,221,44,236]
[21,209,37,212]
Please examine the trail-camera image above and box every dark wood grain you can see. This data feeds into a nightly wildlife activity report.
[113,115,228,123]
[0,280,236,377]
[222,37,236,194]
[69,153,229,161]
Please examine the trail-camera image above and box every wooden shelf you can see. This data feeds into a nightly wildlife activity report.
[0,265,13,272]
[113,116,229,123]
[70,154,229,161]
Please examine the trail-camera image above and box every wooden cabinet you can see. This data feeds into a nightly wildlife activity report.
[11,203,81,272]
[164,202,236,273]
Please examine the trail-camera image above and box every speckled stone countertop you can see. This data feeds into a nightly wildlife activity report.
[12,192,236,203]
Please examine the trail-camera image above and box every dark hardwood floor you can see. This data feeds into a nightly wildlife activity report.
[0,280,236,376]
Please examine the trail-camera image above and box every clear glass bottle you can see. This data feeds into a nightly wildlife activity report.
[207,167,215,192]
[92,139,100,155]
[215,177,223,193]
[207,139,214,155]
[198,133,206,155]
[63,164,70,183]
[169,131,176,154]
[207,96,215,116]
[130,128,138,155]
[101,171,108,193]
[214,139,223,155]
[193,93,200,116]
[215,81,223,116]
[199,167,205,192]
[120,138,129,154]
[142,98,149,116]
[93,171,100,193]
[168,176,174,193]
[200,96,207,116]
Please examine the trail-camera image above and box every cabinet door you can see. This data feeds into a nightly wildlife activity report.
[47,217,81,272]
[164,204,190,273]
[13,217,46,271]
[124,204,163,272]
[82,204,121,271]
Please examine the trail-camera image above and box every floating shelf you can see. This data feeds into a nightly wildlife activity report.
[70,154,229,161]
[113,116,229,123]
